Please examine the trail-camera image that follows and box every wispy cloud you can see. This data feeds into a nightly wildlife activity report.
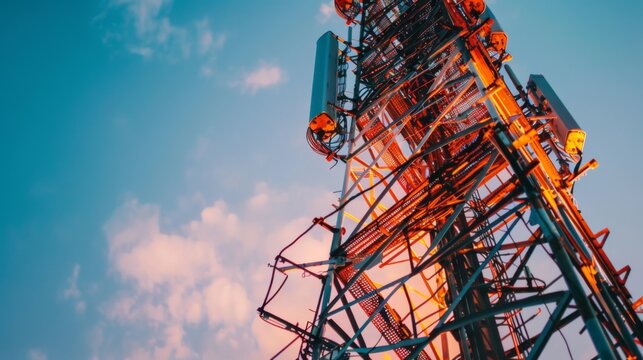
[96,183,335,358]
[117,0,167,36]
[27,349,48,360]
[241,63,286,93]
[63,264,81,299]
[128,46,154,58]
[318,2,335,23]
[63,263,86,314]
[200,65,214,77]
[98,0,225,73]
[195,19,225,78]
[100,0,189,59]
[196,19,225,55]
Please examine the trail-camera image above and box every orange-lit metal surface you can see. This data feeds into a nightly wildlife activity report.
[259,1,643,358]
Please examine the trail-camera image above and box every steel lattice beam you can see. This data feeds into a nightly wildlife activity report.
[258,1,643,359]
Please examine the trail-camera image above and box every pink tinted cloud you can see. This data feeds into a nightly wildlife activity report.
[242,63,285,93]
[98,183,337,359]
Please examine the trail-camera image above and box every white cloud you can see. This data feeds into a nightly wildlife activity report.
[198,30,213,53]
[246,182,271,211]
[241,64,285,93]
[195,19,225,55]
[100,1,225,73]
[106,0,188,58]
[75,301,87,314]
[193,19,224,78]
[63,264,86,314]
[204,277,251,325]
[96,183,336,359]
[64,264,81,299]
[318,2,335,23]
[118,0,167,36]
[200,65,213,77]
[27,349,47,360]
[105,199,221,291]
[128,46,154,57]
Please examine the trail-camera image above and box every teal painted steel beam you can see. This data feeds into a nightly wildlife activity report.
[326,201,527,318]
[430,291,568,342]
[351,337,429,355]
[311,12,366,359]
[330,152,500,359]
[321,122,494,316]
[597,280,643,358]
[526,291,573,360]
[434,214,521,330]
[490,123,618,359]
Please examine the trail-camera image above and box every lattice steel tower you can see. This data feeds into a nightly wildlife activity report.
[259,1,643,358]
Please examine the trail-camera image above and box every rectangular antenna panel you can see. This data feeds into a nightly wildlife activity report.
[528,74,585,155]
[309,32,339,134]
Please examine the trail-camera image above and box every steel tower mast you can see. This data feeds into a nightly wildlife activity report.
[259,1,643,358]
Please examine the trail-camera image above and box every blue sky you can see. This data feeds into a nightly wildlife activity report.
[1,1,641,359]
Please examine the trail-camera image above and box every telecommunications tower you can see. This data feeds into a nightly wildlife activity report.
[259,1,643,358]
